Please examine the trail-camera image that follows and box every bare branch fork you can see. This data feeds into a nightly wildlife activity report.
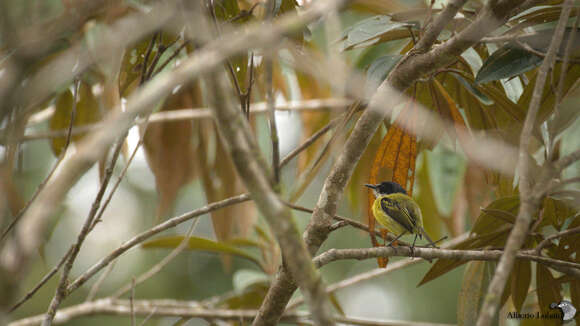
[253,0,538,324]
[476,1,576,325]
[3,0,345,319]
[206,65,334,325]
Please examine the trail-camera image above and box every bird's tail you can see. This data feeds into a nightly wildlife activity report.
[418,226,438,248]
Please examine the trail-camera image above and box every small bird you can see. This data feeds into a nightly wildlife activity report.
[365,181,437,250]
[551,300,577,321]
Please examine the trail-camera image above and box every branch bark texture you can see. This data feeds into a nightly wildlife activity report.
[206,70,334,325]
[253,1,533,324]
[476,1,574,325]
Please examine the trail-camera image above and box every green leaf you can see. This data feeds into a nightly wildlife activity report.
[341,15,412,51]
[213,0,240,21]
[457,261,492,326]
[220,283,270,309]
[511,260,531,312]
[365,55,402,95]
[542,196,577,230]
[475,46,542,84]
[452,73,493,105]
[471,196,520,235]
[536,264,563,326]
[226,237,262,248]
[142,236,263,267]
[329,292,346,316]
[233,269,270,292]
[49,82,102,157]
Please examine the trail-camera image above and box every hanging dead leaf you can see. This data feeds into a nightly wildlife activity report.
[196,115,257,269]
[142,85,198,220]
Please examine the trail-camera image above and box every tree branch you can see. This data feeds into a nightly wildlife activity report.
[312,247,580,277]
[13,98,352,142]
[253,1,529,324]
[5,0,344,312]
[8,298,456,326]
[66,194,250,294]
[206,65,334,325]
[476,1,574,325]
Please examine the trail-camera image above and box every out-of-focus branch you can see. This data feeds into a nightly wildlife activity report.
[11,98,352,142]
[414,0,467,52]
[476,1,574,325]
[4,0,344,306]
[253,1,528,324]
[65,194,250,294]
[7,298,456,326]
[16,2,177,116]
[41,136,125,326]
[206,65,334,325]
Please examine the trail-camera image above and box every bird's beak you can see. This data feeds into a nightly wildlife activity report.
[364,184,377,189]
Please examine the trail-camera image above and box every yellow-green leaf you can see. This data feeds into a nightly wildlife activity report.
[536,264,562,326]
[471,196,520,236]
[458,261,491,326]
[142,236,262,268]
[49,82,101,157]
[511,260,531,312]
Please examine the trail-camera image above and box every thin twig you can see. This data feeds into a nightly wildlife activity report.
[9,247,73,312]
[66,194,251,295]
[145,36,180,80]
[130,278,136,326]
[279,114,343,168]
[265,55,280,184]
[554,148,580,173]
[0,79,79,243]
[41,134,127,326]
[16,98,352,142]
[86,261,116,302]
[283,201,405,243]
[140,32,159,85]
[548,177,580,193]
[476,2,574,325]
[112,212,200,298]
[254,0,527,323]
[535,226,580,254]
[138,307,158,326]
[90,138,143,231]
[152,41,189,76]
[207,0,245,114]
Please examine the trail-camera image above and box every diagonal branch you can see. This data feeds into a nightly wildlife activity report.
[206,67,334,325]
[253,1,530,324]
[475,1,574,325]
[6,0,345,310]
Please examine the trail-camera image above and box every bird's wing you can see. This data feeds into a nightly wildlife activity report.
[380,198,414,233]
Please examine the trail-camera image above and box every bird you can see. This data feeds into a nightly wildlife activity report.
[551,300,576,321]
[365,181,437,251]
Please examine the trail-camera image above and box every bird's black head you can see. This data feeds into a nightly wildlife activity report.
[364,181,407,196]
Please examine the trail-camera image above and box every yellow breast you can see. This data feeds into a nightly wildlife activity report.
[371,196,408,235]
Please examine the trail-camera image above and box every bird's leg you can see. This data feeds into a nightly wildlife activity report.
[386,231,405,249]
[410,234,419,258]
